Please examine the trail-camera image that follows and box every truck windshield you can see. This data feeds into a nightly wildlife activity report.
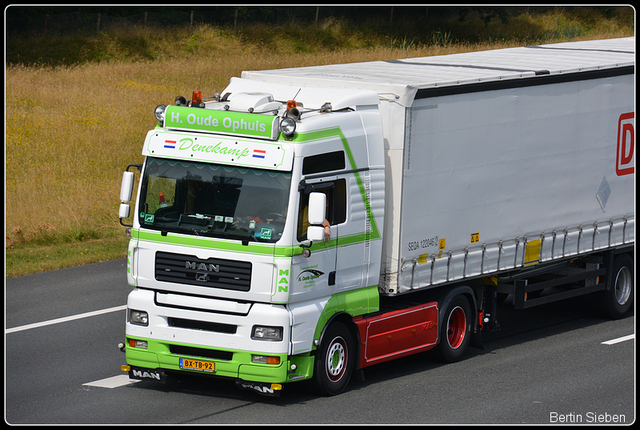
[138,157,291,243]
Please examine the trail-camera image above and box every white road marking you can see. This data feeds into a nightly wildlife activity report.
[5,305,127,334]
[601,334,634,345]
[83,374,140,389]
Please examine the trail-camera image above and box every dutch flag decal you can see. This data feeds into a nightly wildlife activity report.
[253,149,266,159]
[164,140,176,149]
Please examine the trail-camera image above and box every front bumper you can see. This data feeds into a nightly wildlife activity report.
[127,338,285,382]
[125,337,315,385]
[124,287,316,388]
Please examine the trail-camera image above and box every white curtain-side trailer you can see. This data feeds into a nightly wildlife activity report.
[242,36,634,312]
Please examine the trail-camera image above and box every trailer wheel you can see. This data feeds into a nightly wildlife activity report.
[601,253,634,319]
[314,322,355,396]
[435,295,472,363]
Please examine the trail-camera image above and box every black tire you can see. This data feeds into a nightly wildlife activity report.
[434,295,472,363]
[314,322,355,396]
[601,253,634,319]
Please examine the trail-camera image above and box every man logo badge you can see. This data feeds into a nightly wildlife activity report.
[186,261,219,283]
[132,369,162,381]
[186,261,220,272]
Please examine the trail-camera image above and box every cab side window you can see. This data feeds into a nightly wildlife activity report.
[302,151,345,175]
[297,179,346,241]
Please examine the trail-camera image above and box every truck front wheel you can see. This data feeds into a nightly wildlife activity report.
[601,253,634,319]
[435,295,472,363]
[314,322,355,396]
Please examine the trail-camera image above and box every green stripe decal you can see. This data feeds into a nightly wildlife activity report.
[132,229,303,256]
[313,285,380,344]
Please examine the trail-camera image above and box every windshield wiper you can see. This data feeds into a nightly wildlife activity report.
[151,215,260,245]
[225,232,258,245]
[183,225,257,244]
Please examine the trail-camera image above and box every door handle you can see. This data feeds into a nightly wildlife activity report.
[329,271,336,286]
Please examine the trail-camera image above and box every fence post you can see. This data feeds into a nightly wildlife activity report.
[190,10,194,26]
[96,13,101,33]
[315,6,319,26]
[234,8,238,30]
[144,11,147,27]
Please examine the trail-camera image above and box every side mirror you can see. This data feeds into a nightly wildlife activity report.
[119,171,135,227]
[306,192,326,243]
[120,171,135,203]
[307,226,325,242]
[308,192,326,225]
[119,203,131,219]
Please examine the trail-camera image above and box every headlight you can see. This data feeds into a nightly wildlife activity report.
[251,325,283,341]
[154,104,167,122]
[129,309,149,326]
[279,117,296,137]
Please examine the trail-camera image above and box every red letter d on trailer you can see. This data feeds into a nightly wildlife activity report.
[616,112,634,176]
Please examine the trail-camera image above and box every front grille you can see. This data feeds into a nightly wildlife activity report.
[168,317,237,334]
[155,251,252,291]
[170,345,234,361]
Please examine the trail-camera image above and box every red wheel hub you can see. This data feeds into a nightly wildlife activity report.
[446,306,466,349]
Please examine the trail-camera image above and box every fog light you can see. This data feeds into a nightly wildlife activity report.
[127,338,148,349]
[252,355,281,365]
[252,355,267,364]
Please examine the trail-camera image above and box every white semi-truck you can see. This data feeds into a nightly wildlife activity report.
[119,37,634,396]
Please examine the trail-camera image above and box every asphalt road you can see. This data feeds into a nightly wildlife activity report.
[5,258,635,424]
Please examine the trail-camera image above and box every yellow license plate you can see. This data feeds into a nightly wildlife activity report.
[179,357,215,372]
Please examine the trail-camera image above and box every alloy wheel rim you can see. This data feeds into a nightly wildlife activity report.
[614,266,632,305]
[326,336,347,381]
[447,306,466,349]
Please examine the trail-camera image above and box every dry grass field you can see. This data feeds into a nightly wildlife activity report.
[5,7,634,277]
